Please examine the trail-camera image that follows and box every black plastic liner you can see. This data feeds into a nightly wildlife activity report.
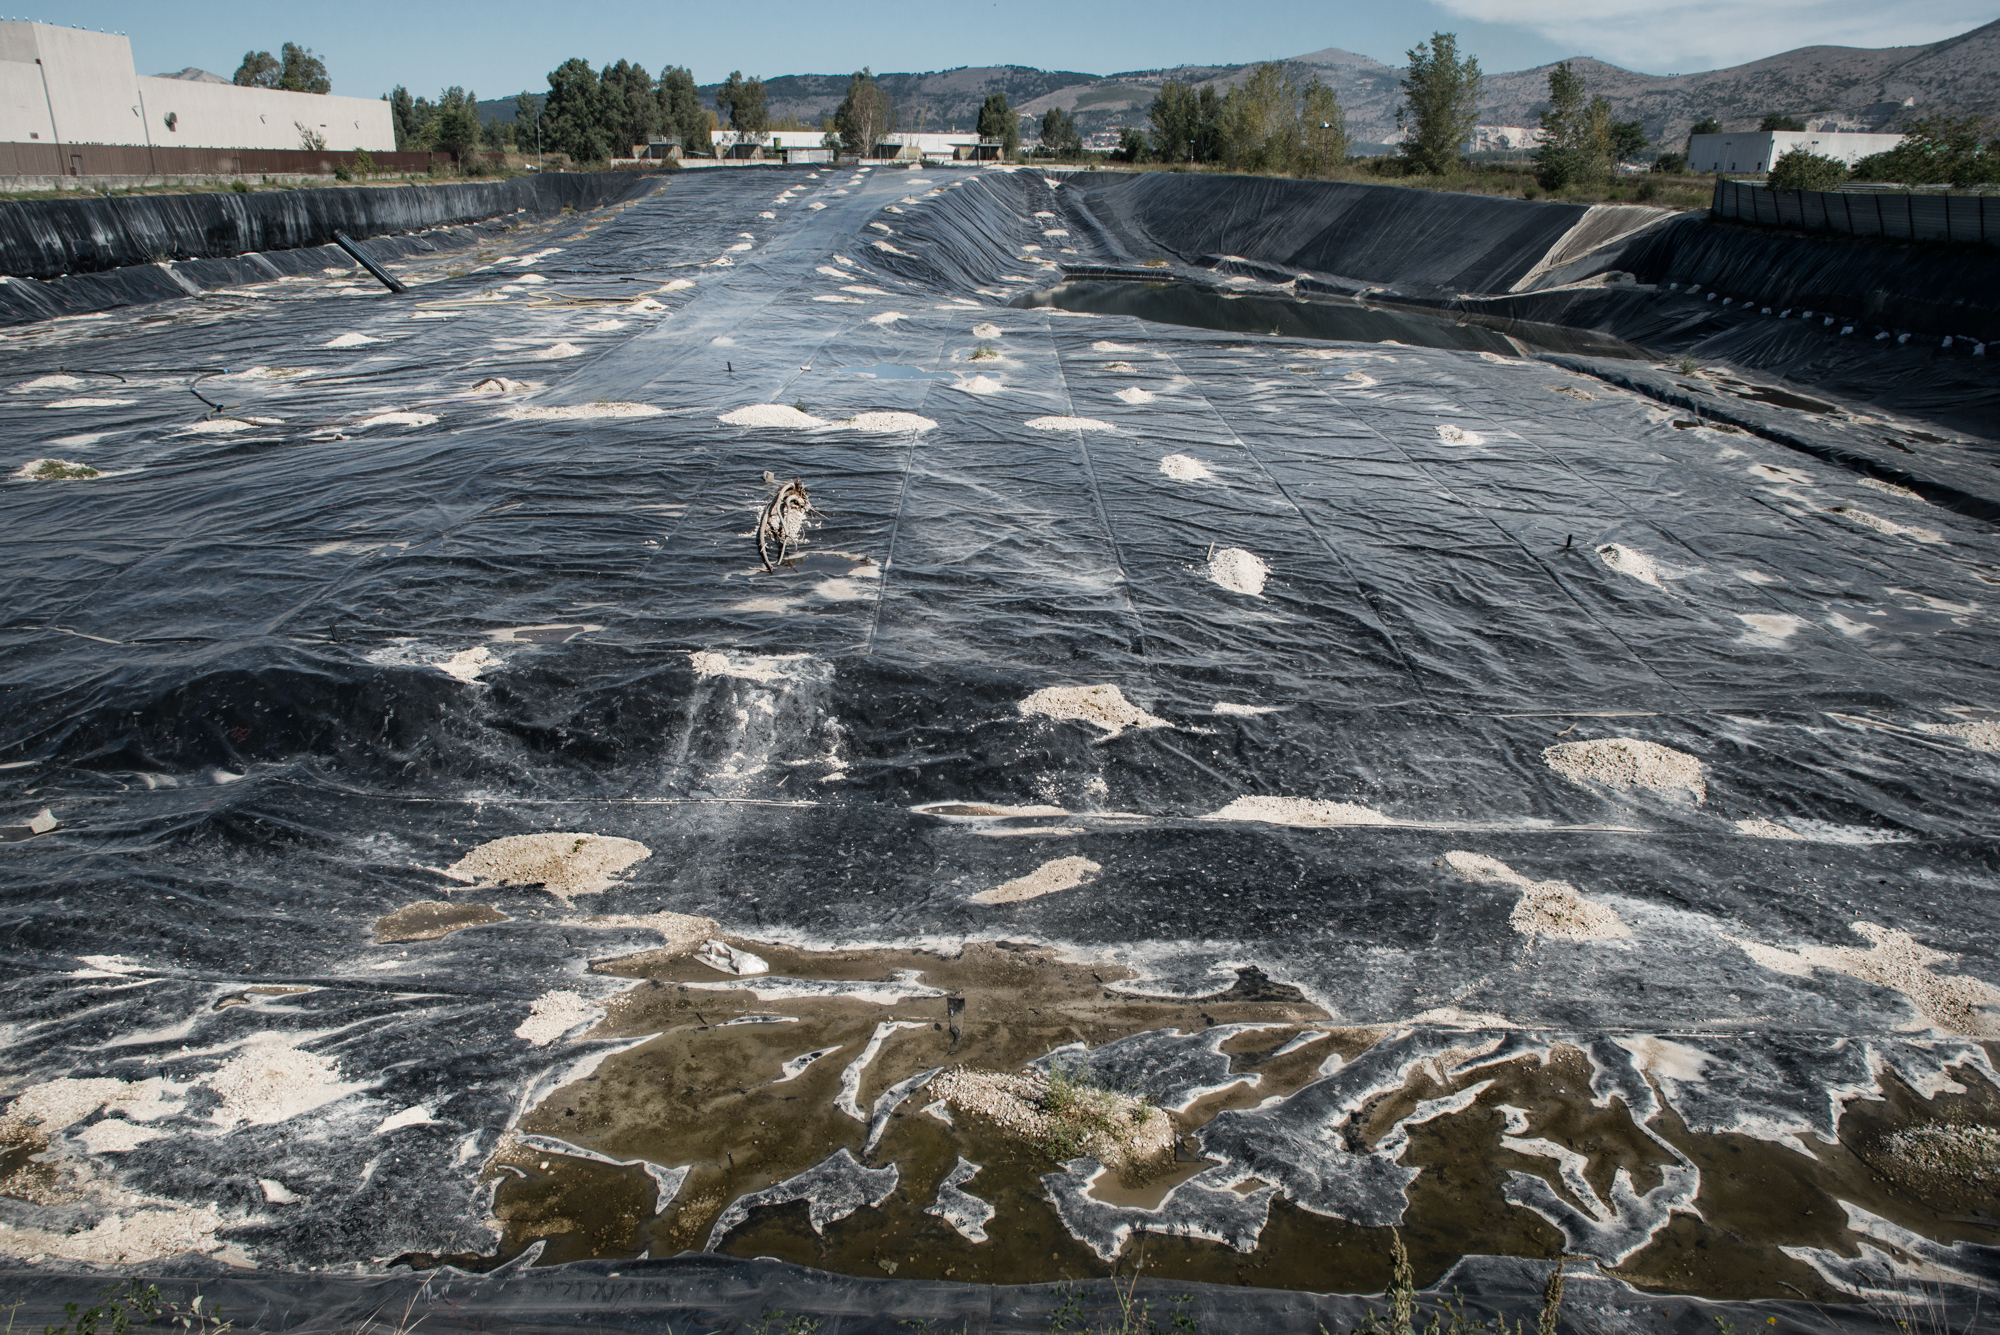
[2,165,1997,1319]
[0,172,666,280]
[0,1254,1954,1334]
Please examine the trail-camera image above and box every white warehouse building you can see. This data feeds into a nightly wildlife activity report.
[1686,129,1906,175]
[0,22,394,153]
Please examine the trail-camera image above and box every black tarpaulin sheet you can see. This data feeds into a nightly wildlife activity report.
[1,165,1997,1319]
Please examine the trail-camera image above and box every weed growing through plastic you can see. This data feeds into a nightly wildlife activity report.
[1673,354,1702,376]
[35,1283,231,1335]
[1038,1058,1161,1163]
[30,460,99,480]
[969,342,999,361]
[1330,1235,1567,1335]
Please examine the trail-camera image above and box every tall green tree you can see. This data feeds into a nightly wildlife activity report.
[836,70,896,158]
[233,50,279,88]
[1534,61,1613,190]
[658,66,712,154]
[1685,116,1721,152]
[1039,105,1082,157]
[428,86,481,163]
[1219,62,1302,172]
[716,71,747,129]
[716,71,770,134]
[388,86,421,150]
[277,43,331,94]
[1608,118,1647,160]
[601,60,659,151]
[1397,32,1481,174]
[512,91,544,155]
[977,91,1018,159]
[1759,113,1807,131]
[1850,114,1999,186]
[543,57,609,163]
[1148,79,1200,162]
[1296,79,1350,178]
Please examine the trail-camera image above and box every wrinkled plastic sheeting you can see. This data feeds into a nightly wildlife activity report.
[0,1254,1957,1334]
[3,166,2000,1295]
[0,172,664,280]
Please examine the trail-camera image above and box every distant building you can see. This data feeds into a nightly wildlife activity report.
[0,21,394,154]
[1687,130,1906,175]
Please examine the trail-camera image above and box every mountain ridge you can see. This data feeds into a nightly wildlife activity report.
[476,20,1999,153]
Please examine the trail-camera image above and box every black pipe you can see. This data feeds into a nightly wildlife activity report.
[332,231,407,294]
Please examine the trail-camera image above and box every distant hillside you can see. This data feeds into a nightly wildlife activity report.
[475,20,2000,154]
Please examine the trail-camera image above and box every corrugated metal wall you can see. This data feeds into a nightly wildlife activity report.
[0,142,466,178]
[1712,178,1999,246]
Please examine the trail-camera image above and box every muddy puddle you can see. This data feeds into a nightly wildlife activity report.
[1013,281,1649,361]
[392,936,2000,1299]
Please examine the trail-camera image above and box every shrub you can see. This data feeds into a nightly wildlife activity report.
[229,179,251,193]
[1652,151,1687,174]
[1767,146,1848,191]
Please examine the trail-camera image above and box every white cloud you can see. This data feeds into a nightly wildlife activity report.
[1431,0,1994,73]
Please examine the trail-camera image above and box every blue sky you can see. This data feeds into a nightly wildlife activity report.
[34,0,1997,99]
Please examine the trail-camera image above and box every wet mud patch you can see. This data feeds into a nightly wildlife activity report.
[374,900,510,943]
[436,934,2000,1297]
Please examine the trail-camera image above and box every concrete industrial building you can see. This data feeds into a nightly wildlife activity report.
[0,21,394,158]
[1687,129,1906,175]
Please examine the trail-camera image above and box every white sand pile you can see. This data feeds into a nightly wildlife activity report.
[0,1205,227,1265]
[1207,547,1269,596]
[814,294,864,303]
[514,990,598,1047]
[971,856,1101,905]
[207,1036,362,1125]
[1825,505,1946,545]
[180,419,254,434]
[694,939,770,975]
[1729,922,2000,1035]
[1445,851,1631,941]
[502,403,662,421]
[843,285,893,295]
[1159,454,1213,481]
[1019,684,1169,737]
[1859,477,1923,501]
[3,1076,182,1132]
[719,404,826,429]
[659,278,695,292]
[529,342,583,360]
[1113,387,1155,404]
[689,650,811,683]
[973,323,1003,339]
[1736,613,1807,644]
[579,911,718,956]
[627,297,664,313]
[844,412,936,433]
[1436,424,1484,445]
[1594,544,1668,590]
[435,646,496,682]
[473,377,527,394]
[323,332,378,348]
[866,311,906,325]
[1918,719,2000,752]
[1202,796,1395,827]
[872,239,914,257]
[927,1067,1172,1174]
[75,1120,170,1153]
[46,397,132,408]
[1091,341,1140,353]
[1544,737,1705,803]
[355,412,437,430]
[1736,817,1805,840]
[16,373,88,389]
[1213,702,1281,716]
[1343,372,1379,387]
[584,319,625,331]
[956,374,1004,395]
[444,832,652,902]
[1026,415,1116,432]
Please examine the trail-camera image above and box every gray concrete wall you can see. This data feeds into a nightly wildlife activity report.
[0,22,394,153]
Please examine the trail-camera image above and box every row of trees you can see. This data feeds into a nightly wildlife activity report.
[1765,115,2000,190]
[233,43,330,94]
[1115,62,1348,176]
